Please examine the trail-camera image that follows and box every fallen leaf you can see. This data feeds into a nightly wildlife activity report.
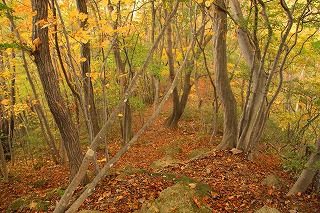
[193,196,201,208]
[29,201,37,209]
[189,183,197,189]
[231,148,243,154]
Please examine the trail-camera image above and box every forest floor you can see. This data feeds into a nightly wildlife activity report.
[1,80,320,212]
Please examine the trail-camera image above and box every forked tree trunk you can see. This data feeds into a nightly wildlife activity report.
[228,0,266,153]
[31,0,87,181]
[213,0,238,149]
[287,137,320,196]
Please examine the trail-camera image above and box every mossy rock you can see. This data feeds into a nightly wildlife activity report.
[160,145,183,156]
[188,148,211,160]
[261,174,282,186]
[151,156,182,170]
[255,205,281,213]
[138,182,212,213]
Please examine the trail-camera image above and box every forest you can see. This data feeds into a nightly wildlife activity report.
[0,0,320,212]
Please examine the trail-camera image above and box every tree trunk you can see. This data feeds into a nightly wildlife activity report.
[108,1,133,144]
[0,140,8,182]
[229,0,267,154]
[76,0,100,137]
[213,0,238,149]
[164,6,180,129]
[31,0,86,181]
[287,137,320,196]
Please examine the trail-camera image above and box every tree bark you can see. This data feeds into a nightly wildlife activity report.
[31,0,86,180]
[213,0,238,149]
[287,137,320,196]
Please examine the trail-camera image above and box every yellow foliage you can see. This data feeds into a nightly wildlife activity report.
[78,12,88,22]
[1,99,11,106]
[79,57,87,62]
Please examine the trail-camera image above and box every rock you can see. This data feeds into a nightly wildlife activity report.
[255,205,281,213]
[261,174,282,186]
[138,182,212,213]
[151,156,182,170]
[78,211,106,213]
[160,145,182,157]
[187,148,211,160]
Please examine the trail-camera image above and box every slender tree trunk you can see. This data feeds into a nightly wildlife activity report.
[287,137,320,195]
[213,0,238,149]
[31,0,86,181]
[108,1,132,144]
[228,0,267,153]
[76,0,100,137]
[164,6,180,129]
[0,140,8,182]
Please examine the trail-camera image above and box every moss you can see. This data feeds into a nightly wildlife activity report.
[7,198,24,212]
[160,145,183,156]
[31,179,47,188]
[35,200,50,211]
[188,148,211,160]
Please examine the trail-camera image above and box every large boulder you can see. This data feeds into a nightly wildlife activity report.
[138,182,212,213]
[151,156,182,170]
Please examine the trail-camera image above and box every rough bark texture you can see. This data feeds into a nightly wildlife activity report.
[76,0,100,137]
[213,0,238,149]
[287,137,320,196]
[31,0,85,180]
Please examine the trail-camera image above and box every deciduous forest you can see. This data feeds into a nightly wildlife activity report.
[0,0,320,212]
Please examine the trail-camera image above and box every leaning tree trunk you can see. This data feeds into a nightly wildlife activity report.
[31,0,86,181]
[287,137,320,196]
[213,0,238,149]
